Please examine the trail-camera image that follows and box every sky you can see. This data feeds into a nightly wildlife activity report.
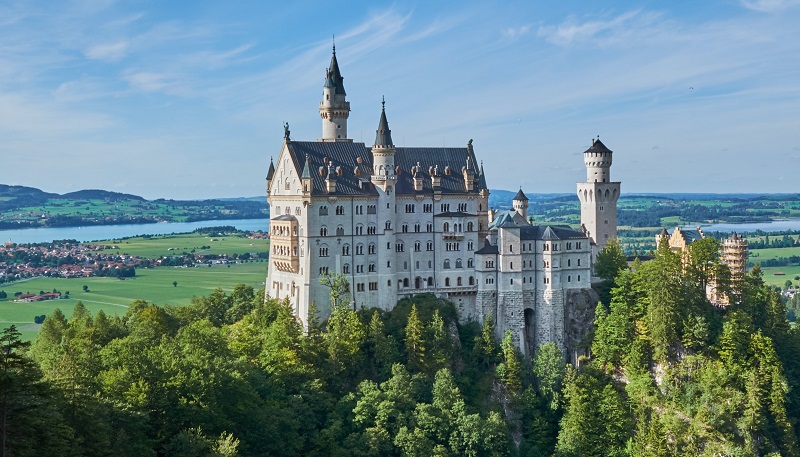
[1,0,799,200]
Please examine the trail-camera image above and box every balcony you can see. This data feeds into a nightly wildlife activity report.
[442,231,464,240]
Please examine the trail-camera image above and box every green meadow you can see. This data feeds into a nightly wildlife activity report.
[0,261,268,340]
[96,232,269,258]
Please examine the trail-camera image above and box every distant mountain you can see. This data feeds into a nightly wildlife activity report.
[60,189,147,202]
[0,184,58,200]
[214,196,266,203]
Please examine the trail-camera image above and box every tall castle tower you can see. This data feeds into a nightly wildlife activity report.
[512,188,529,220]
[576,138,620,255]
[319,45,350,141]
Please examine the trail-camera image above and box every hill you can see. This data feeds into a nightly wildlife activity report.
[0,184,269,229]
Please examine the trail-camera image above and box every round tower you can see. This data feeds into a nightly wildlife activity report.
[576,137,620,255]
[512,188,529,220]
[584,137,613,182]
[319,45,350,141]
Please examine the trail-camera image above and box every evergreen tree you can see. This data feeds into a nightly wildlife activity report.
[405,305,426,373]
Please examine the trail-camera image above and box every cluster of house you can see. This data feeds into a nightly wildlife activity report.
[16,291,62,302]
[0,241,145,282]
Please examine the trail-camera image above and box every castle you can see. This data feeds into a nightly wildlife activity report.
[265,47,620,356]
[657,227,749,305]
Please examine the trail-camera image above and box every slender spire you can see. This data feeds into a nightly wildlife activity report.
[266,157,275,181]
[478,161,487,190]
[301,154,311,179]
[326,43,345,96]
[374,97,394,148]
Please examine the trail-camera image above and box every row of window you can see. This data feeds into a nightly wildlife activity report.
[351,276,477,290]
[330,257,475,273]
[478,274,584,286]
[273,206,302,216]
[294,201,487,218]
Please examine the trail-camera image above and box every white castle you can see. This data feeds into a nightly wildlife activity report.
[265,47,620,356]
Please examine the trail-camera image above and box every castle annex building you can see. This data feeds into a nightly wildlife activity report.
[266,47,620,356]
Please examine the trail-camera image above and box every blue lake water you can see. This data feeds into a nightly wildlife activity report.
[0,218,268,244]
[686,219,800,234]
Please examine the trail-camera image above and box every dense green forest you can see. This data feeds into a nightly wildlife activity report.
[2,239,800,456]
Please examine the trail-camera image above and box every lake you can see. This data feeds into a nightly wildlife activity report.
[0,218,268,244]
[687,219,800,233]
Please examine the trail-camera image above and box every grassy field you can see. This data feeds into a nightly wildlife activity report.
[748,247,800,262]
[761,266,800,288]
[0,261,268,341]
[97,232,268,258]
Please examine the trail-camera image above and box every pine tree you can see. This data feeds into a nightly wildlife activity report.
[405,305,426,373]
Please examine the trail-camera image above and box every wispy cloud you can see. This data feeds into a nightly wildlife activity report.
[502,25,531,40]
[741,0,800,12]
[537,10,649,46]
[85,40,130,61]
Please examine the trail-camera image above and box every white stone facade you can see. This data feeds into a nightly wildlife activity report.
[265,48,617,358]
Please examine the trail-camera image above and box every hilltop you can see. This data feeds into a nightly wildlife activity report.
[0,185,268,229]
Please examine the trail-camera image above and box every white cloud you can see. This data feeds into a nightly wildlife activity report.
[537,10,644,46]
[84,40,130,61]
[502,25,530,39]
[741,0,800,12]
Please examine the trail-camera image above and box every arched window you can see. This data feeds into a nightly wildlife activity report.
[444,259,451,269]
[403,278,409,287]
[356,244,363,255]
[443,222,450,232]
[467,222,473,232]
[414,223,420,232]
[445,278,451,287]
[343,264,350,274]
[467,258,474,268]
[385,221,392,230]
[320,226,328,236]
[455,258,463,268]
[469,276,474,285]
[457,277,462,286]
[342,244,350,256]
[319,206,328,216]
[336,225,344,236]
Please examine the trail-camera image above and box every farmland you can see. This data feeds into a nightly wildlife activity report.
[0,261,268,340]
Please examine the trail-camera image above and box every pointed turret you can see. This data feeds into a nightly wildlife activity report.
[374,97,394,148]
[266,157,275,181]
[319,45,351,141]
[513,188,529,220]
[326,44,346,96]
[370,98,397,190]
[477,161,488,191]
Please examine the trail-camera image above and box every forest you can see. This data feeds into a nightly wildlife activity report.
[2,238,800,456]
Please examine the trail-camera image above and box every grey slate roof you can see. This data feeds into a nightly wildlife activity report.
[520,225,586,240]
[284,141,483,197]
[394,147,480,195]
[584,138,612,154]
[513,189,528,201]
[475,240,499,254]
[266,158,275,181]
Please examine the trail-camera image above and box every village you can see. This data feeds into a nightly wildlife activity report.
[0,236,267,286]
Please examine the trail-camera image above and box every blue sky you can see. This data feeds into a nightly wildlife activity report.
[1,0,799,199]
